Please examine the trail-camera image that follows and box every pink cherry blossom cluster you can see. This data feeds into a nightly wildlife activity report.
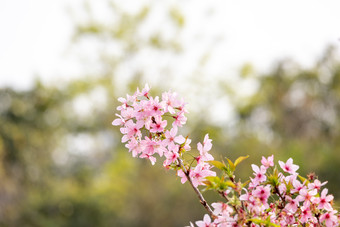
[113,85,339,227]
[192,156,339,226]
[112,84,216,187]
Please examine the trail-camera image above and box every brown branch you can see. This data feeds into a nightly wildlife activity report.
[177,157,215,217]
[274,185,286,209]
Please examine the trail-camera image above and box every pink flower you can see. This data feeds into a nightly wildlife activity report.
[120,120,144,143]
[308,179,327,191]
[162,91,181,114]
[320,210,339,227]
[190,164,216,187]
[141,137,167,157]
[150,116,167,133]
[296,188,317,206]
[173,110,187,127]
[134,100,151,123]
[116,94,134,111]
[253,185,271,203]
[213,215,237,227]
[121,107,135,120]
[291,178,307,194]
[197,134,214,163]
[300,205,314,224]
[140,83,150,98]
[125,138,141,157]
[112,114,125,126]
[177,169,188,184]
[261,155,274,168]
[135,84,150,98]
[316,188,334,211]
[284,196,299,213]
[280,213,295,226]
[211,202,233,216]
[164,127,184,151]
[163,147,179,167]
[278,158,299,174]
[183,138,192,151]
[139,153,157,165]
[251,164,267,184]
[195,214,212,227]
[240,190,252,204]
[147,96,164,116]
[202,134,212,150]
[175,135,191,151]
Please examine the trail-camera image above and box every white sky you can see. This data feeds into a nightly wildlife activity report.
[0,0,340,90]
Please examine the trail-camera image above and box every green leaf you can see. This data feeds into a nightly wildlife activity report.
[267,174,280,187]
[224,180,236,189]
[242,180,250,188]
[208,161,226,170]
[204,176,223,191]
[273,166,279,177]
[226,158,235,172]
[202,180,215,191]
[298,175,310,184]
[205,176,220,182]
[247,217,280,227]
[234,155,249,167]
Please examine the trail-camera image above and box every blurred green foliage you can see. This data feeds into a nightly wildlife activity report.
[1,1,340,226]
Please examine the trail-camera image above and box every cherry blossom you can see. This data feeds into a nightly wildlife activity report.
[190,164,216,187]
[296,188,317,206]
[279,158,299,174]
[163,146,179,167]
[300,205,316,224]
[150,115,167,133]
[308,179,328,191]
[163,127,183,151]
[261,155,274,168]
[177,169,188,184]
[291,177,307,193]
[316,188,334,211]
[211,202,233,216]
[320,210,339,227]
[195,214,212,227]
[251,164,267,185]
[173,110,187,128]
[197,134,214,163]
[162,91,181,114]
[120,119,143,143]
[284,196,299,213]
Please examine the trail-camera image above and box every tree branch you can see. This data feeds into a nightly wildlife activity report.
[177,157,215,217]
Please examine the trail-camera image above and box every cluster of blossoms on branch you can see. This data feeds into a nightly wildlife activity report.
[193,156,339,226]
[113,85,339,227]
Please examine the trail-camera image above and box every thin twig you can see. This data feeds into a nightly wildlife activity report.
[177,157,215,217]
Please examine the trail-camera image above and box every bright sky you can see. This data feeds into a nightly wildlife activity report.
[0,0,340,90]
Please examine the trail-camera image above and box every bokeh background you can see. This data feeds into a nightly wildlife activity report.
[1,0,340,226]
